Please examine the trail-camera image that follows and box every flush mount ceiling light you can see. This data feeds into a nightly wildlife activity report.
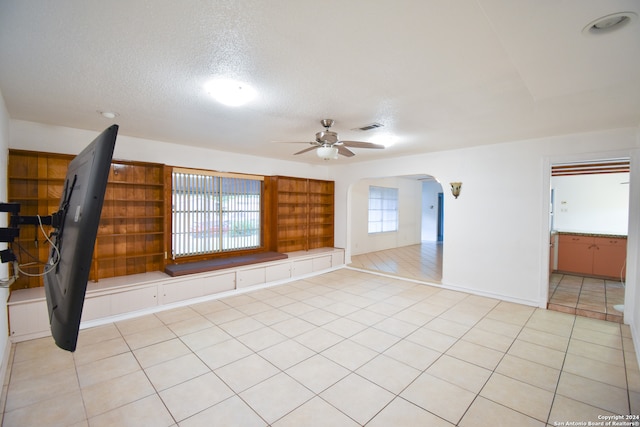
[98,111,119,119]
[582,12,637,35]
[204,78,257,107]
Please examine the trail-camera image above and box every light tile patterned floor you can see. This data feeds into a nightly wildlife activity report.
[349,242,443,283]
[548,273,625,323]
[1,269,638,426]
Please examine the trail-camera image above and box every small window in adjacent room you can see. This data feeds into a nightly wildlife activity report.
[368,186,398,233]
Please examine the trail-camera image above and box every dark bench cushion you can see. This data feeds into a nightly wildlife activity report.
[164,251,288,277]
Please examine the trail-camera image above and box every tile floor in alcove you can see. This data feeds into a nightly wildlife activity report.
[1,268,638,426]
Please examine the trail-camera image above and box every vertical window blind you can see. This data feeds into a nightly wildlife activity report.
[172,168,263,258]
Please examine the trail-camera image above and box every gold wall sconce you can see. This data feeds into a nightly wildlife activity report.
[450,182,462,199]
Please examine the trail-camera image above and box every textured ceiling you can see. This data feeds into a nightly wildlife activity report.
[1,0,639,164]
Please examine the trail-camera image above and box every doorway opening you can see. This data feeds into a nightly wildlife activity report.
[547,159,630,323]
[348,174,443,283]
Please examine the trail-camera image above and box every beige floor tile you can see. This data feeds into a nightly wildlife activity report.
[367,397,455,427]
[298,308,340,326]
[76,324,122,347]
[567,338,625,367]
[240,373,314,424]
[159,372,233,421]
[320,373,395,425]
[3,390,86,427]
[204,307,245,324]
[383,339,441,370]
[236,301,274,316]
[350,327,400,352]
[548,395,618,425]
[178,325,233,351]
[406,327,458,352]
[474,317,523,338]
[562,352,627,388]
[9,347,75,383]
[480,373,554,422]
[121,325,176,350]
[167,314,215,336]
[321,339,378,371]
[76,352,141,389]
[179,395,266,427]
[236,326,288,352]
[285,354,350,394]
[115,314,164,336]
[81,370,155,418]
[144,353,210,391]
[88,394,174,427]
[495,354,560,391]
[251,307,293,325]
[356,354,421,394]
[195,338,253,370]
[391,307,434,327]
[508,339,566,369]
[459,396,544,427]
[133,337,191,368]
[426,354,491,393]
[446,340,504,370]
[72,336,130,367]
[293,327,344,353]
[400,372,475,424]
[155,306,201,324]
[270,317,316,338]
[214,353,279,393]
[5,367,79,412]
[258,339,315,370]
[279,301,317,316]
[574,316,621,335]
[517,327,570,352]
[373,316,420,337]
[322,317,368,338]
[425,317,471,338]
[272,396,359,427]
[571,327,623,349]
[462,327,514,352]
[344,308,386,326]
[217,316,265,337]
[556,372,629,415]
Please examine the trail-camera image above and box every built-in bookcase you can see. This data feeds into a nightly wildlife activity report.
[7,150,166,289]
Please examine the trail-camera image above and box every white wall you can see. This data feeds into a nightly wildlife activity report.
[9,120,332,181]
[334,127,640,310]
[0,90,11,383]
[421,180,442,242]
[552,172,629,235]
[350,177,422,256]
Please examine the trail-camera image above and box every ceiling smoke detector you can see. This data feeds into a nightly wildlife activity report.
[583,12,637,35]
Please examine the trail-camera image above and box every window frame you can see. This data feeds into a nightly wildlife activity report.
[171,167,265,260]
[368,185,399,234]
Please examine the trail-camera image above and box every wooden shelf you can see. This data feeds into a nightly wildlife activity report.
[270,176,334,252]
[8,149,167,288]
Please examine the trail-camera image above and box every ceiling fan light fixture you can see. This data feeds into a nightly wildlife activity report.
[317,146,339,160]
[204,78,257,106]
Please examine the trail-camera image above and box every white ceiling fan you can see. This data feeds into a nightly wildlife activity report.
[282,119,385,160]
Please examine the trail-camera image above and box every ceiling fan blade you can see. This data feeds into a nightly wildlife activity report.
[294,146,318,155]
[337,145,355,157]
[340,140,385,149]
[273,140,315,144]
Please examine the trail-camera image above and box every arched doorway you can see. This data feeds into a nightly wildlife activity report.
[347,174,443,283]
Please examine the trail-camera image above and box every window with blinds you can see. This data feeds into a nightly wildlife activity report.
[172,168,263,258]
[368,186,398,233]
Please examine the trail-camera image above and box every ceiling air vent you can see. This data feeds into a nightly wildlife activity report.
[353,122,384,131]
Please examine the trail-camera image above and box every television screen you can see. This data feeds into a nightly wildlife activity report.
[43,125,118,351]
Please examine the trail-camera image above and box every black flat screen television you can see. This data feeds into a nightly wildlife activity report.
[43,125,118,351]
